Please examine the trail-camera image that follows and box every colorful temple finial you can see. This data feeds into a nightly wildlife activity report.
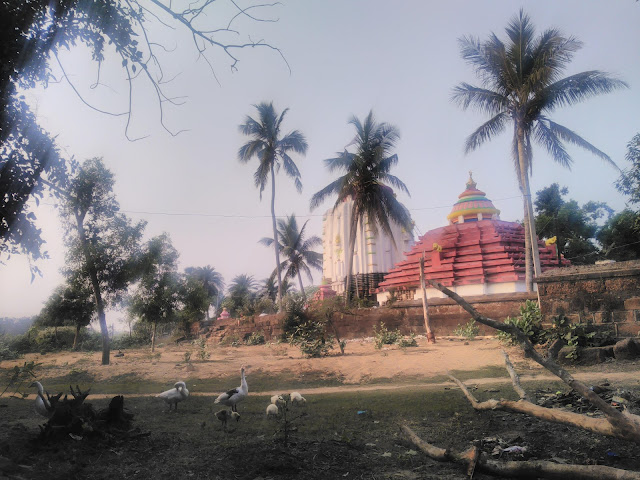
[447,174,500,225]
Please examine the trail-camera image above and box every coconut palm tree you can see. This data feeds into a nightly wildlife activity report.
[259,214,322,301]
[184,265,225,319]
[238,102,308,309]
[452,9,628,291]
[310,110,412,304]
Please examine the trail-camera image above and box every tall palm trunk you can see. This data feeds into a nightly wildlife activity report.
[297,270,306,302]
[344,206,359,305]
[516,126,542,292]
[270,164,283,309]
[75,210,110,365]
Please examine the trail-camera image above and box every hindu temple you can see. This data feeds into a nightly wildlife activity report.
[375,173,569,304]
[321,190,414,298]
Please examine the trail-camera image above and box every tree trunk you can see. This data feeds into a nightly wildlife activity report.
[151,320,157,352]
[516,125,542,291]
[73,324,80,350]
[419,254,435,344]
[75,210,110,365]
[270,164,283,310]
[344,206,359,306]
[297,270,306,302]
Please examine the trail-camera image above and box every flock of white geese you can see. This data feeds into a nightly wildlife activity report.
[30,365,306,431]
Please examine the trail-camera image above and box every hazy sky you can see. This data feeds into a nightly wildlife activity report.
[1,1,638,321]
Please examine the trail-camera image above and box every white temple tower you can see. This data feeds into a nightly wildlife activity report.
[322,196,413,296]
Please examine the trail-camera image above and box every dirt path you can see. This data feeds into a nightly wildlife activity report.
[5,336,640,398]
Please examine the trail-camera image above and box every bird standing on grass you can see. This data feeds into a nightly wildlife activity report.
[266,404,279,417]
[30,381,52,418]
[214,366,248,412]
[215,410,240,431]
[157,381,189,411]
[290,392,306,405]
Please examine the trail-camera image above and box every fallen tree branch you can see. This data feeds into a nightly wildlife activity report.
[501,350,528,401]
[426,279,640,444]
[448,374,625,440]
[401,424,640,480]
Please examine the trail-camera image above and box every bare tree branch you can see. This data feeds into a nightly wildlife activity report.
[426,278,640,442]
[501,350,528,401]
[402,424,640,480]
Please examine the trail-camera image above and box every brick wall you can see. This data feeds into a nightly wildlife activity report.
[536,260,640,338]
[202,292,536,343]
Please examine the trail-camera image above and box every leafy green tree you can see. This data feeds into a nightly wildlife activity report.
[597,210,640,262]
[1,1,283,270]
[184,266,224,320]
[616,133,640,208]
[238,102,308,309]
[534,183,612,264]
[453,9,627,290]
[177,272,211,336]
[597,134,640,262]
[310,111,412,304]
[222,274,259,318]
[36,279,95,350]
[62,158,145,364]
[260,214,322,301]
[129,234,180,352]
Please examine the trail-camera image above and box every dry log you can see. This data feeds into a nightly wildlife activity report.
[401,424,640,480]
[448,373,626,440]
[426,279,640,445]
[501,350,528,401]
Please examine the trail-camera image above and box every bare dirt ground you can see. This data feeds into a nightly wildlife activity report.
[5,336,521,389]
[2,337,640,479]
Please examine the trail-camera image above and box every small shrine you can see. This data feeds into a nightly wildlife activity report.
[375,173,569,304]
[313,282,338,302]
[217,307,231,320]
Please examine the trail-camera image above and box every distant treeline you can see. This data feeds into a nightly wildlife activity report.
[0,317,34,336]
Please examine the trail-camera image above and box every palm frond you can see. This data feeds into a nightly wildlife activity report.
[281,153,302,193]
[532,119,572,169]
[451,83,509,115]
[237,140,264,163]
[380,173,410,196]
[540,71,629,112]
[259,237,274,247]
[542,118,619,170]
[464,112,509,153]
[279,130,309,155]
[309,178,345,211]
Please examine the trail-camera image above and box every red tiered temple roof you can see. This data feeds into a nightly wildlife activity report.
[376,220,569,292]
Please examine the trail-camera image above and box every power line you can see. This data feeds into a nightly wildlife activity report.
[37,194,525,220]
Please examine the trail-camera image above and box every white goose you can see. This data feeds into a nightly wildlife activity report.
[30,381,52,418]
[157,381,189,411]
[214,366,248,412]
[290,391,306,405]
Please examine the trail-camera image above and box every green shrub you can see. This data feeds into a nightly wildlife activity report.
[0,335,21,361]
[220,334,241,347]
[289,319,334,358]
[281,294,308,340]
[547,315,614,360]
[397,333,418,348]
[195,337,210,360]
[497,300,544,345]
[245,331,266,346]
[373,322,402,349]
[453,319,480,340]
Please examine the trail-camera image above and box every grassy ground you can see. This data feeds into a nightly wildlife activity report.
[2,369,640,479]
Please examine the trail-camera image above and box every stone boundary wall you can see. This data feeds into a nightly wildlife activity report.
[202,292,536,343]
[536,260,640,338]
